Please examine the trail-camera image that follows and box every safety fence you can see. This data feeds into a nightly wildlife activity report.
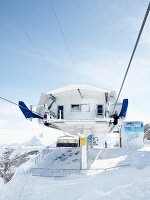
[35,146,55,165]
[34,145,120,167]
[30,164,131,177]
[35,147,81,165]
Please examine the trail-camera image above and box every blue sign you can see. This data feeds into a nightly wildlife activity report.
[92,136,99,146]
[124,121,144,133]
[124,121,144,145]
[87,135,93,143]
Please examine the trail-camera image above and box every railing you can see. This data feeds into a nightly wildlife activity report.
[35,145,56,165]
[30,164,131,177]
[49,109,63,120]
[35,147,81,165]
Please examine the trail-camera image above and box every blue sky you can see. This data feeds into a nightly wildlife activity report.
[0,0,150,143]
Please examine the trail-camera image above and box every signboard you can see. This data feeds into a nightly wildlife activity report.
[87,135,93,144]
[80,137,87,145]
[124,121,144,146]
[92,136,99,146]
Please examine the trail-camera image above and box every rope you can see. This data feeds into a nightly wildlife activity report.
[0,96,68,132]
[3,12,48,67]
[0,96,44,118]
[112,2,150,114]
[19,24,48,66]
[48,0,81,83]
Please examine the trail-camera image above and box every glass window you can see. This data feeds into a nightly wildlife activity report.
[81,104,90,112]
[97,105,103,116]
[71,104,90,112]
[71,104,80,111]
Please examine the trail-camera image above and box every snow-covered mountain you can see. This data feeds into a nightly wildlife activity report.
[0,132,62,183]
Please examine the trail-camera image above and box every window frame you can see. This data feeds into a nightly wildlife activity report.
[97,104,104,116]
[70,104,80,112]
[70,104,90,112]
[80,104,90,112]
[57,105,64,119]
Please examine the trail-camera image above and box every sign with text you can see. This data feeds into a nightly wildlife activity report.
[124,121,144,146]
[80,137,87,145]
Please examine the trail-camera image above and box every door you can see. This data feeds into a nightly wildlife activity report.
[57,106,64,119]
[97,105,103,117]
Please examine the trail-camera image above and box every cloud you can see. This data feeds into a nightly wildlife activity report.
[0,119,8,127]
[126,107,150,124]
[1,43,72,71]
[0,120,62,144]
[77,42,150,124]
[0,102,22,117]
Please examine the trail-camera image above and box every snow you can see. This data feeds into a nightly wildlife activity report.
[1,166,150,200]
[0,178,4,189]
[91,155,128,169]
[1,137,150,199]
[47,84,111,95]
[21,136,44,147]
[38,147,80,169]
[21,132,63,147]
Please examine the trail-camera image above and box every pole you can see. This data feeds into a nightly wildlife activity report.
[119,126,122,148]
[80,137,87,169]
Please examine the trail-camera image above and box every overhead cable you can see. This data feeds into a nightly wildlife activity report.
[0,96,43,118]
[0,96,69,132]
[18,23,48,66]
[112,2,150,114]
[4,11,48,67]
[48,0,81,83]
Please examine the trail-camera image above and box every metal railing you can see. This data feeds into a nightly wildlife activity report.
[35,145,56,165]
[35,147,81,165]
[30,164,131,177]
[49,109,63,120]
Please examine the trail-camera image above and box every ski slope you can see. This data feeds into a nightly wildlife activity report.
[1,143,150,200]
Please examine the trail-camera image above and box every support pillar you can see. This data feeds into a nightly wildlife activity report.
[80,137,87,169]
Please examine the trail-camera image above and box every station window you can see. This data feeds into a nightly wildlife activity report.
[71,104,90,112]
[97,105,103,116]
[81,104,90,112]
[71,104,80,112]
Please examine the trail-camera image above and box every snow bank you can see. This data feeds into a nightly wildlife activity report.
[1,166,150,200]
[0,178,4,191]
[1,143,150,199]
